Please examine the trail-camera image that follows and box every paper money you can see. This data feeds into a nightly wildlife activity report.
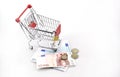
[32,40,72,62]
[54,66,69,72]
[31,40,76,71]
[38,40,60,49]
[54,56,76,72]
[36,52,70,69]
[56,40,71,54]
[31,48,55,63]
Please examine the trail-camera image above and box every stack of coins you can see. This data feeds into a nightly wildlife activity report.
[71,48,79,59]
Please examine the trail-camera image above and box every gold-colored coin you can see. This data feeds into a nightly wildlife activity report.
[71,54,79,59]
[61,53,68,60]
[71,48,79,54]
[53,36,59,41]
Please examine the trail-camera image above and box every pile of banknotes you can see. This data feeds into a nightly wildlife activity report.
[31,40,76,72]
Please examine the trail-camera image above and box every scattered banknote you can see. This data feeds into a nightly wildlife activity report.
[54,66,69,72]
[31,48,55,63]
[56,40,71,54]
[31,40,76,71]
[38,40,60,49]
[36,52,70,69]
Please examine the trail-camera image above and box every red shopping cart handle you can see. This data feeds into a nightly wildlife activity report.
[15,4,32,23]
[55,24,61,36]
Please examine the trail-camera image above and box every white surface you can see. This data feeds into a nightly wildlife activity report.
[0,0,120,77]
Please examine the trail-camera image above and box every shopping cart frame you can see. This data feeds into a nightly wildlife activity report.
[15,4,61,50]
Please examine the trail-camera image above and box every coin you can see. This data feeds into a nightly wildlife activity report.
[71,48,79,54]
[53,36,59,41]
[71,54,79,59]
[61,53,68,60]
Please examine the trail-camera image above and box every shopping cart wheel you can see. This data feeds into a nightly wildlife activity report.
[29,45,33,50]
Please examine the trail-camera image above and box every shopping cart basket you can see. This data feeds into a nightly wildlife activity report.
[15,4,61,50]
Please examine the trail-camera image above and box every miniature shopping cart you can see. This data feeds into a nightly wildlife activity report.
[15,4,61,50]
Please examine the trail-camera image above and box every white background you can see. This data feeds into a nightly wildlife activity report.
[0,0,120,77]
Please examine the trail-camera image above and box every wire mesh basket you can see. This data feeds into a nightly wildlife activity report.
[15,4,61,49]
